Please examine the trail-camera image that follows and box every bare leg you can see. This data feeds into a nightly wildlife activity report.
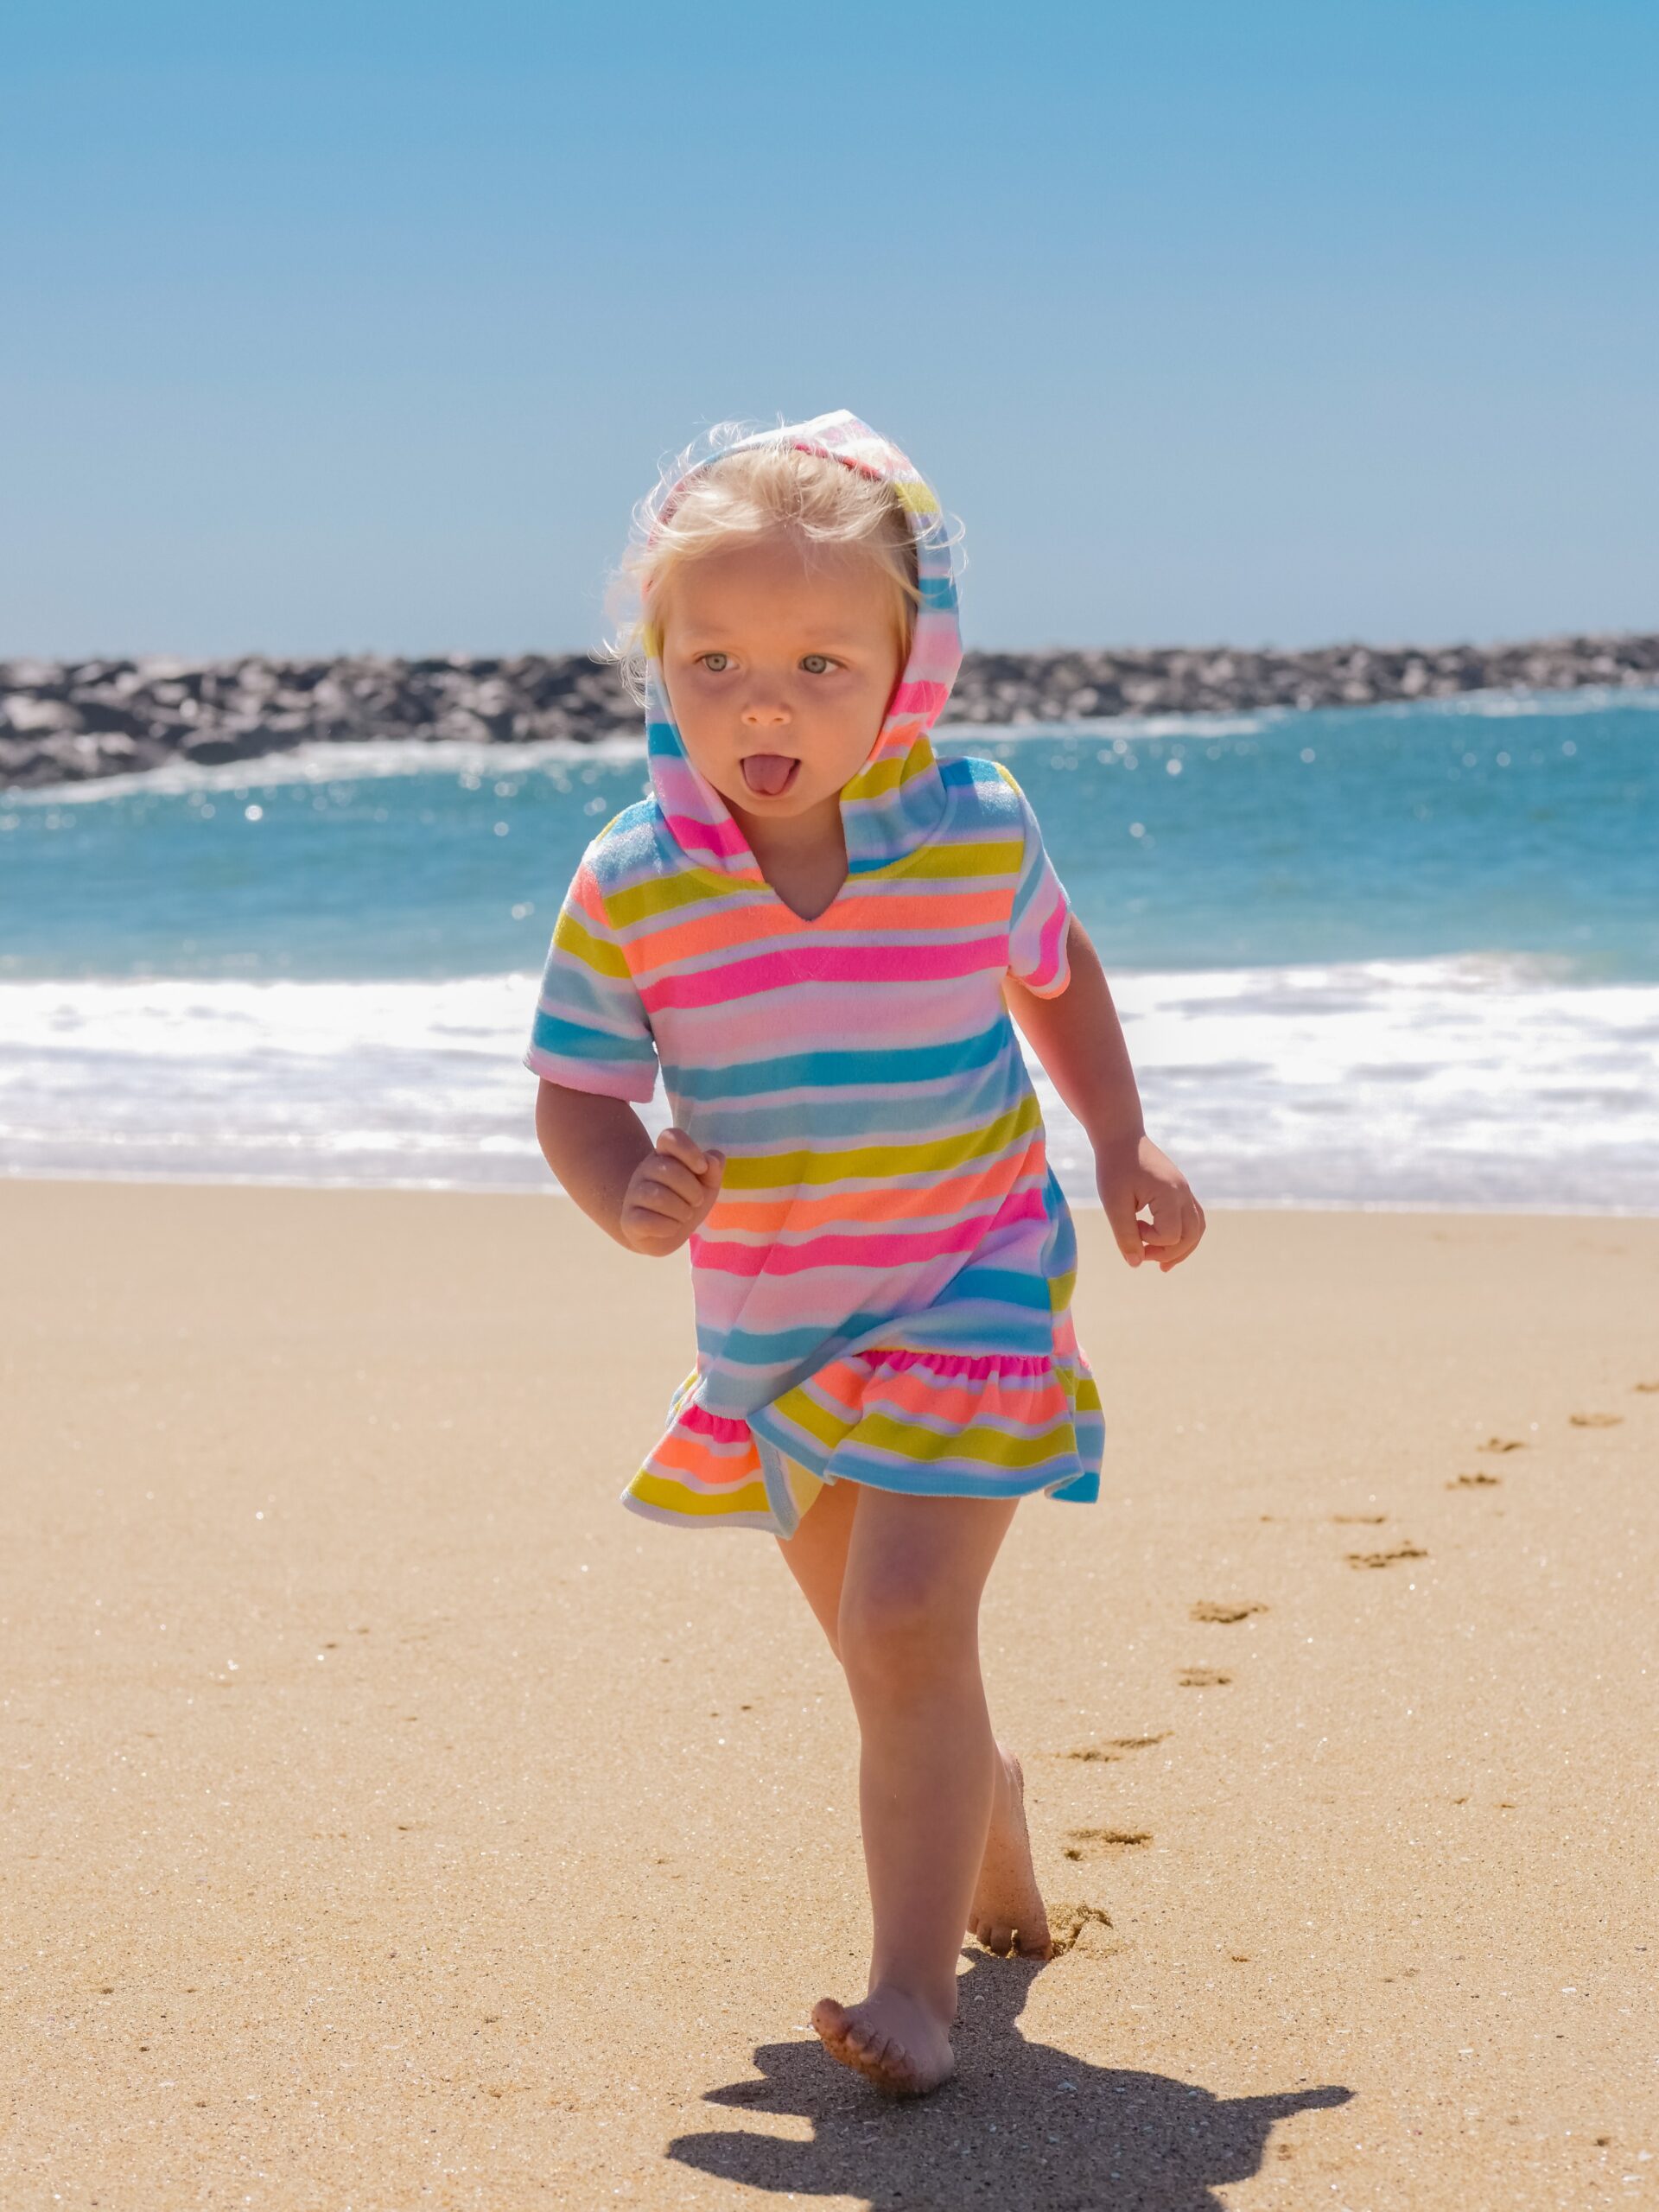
[774,1471,859,1658]
[799,1489,1017,2094]
[777,1481,1051,1961]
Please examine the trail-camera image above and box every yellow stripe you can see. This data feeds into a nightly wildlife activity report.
[604,868,731,930]
[551,910,631,980]
[898,735,937,785]
[893,838,1021,881]
[783,1458,826,1517]
[771,1387,853,1452]
[1048,1268,1077,1313]
[847,736,938,802]
[626,1468,772,1519]
[854,1411,1077,1471]
[845,757,906,801]
[807,836,1019,887]
[893,480,941,515]
[720,1094,1041,1192]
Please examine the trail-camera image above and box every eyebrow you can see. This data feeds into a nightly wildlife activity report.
[676,629,873,650]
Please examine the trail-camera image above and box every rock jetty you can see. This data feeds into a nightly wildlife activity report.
[3,632,1656,790]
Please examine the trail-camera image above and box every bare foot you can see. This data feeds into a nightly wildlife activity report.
[968,1745,1052,1957]
[810,1988,957,2098]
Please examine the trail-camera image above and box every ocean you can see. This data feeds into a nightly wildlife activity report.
[3,688,1656,1211]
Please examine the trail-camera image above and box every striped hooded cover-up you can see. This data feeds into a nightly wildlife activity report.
[525,409,1105,1537]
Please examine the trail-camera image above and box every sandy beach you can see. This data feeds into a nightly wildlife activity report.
[3,1178,1655,2209]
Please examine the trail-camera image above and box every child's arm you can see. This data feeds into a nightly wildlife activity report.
[1005,915,1205,1273]
[534,1081,723,1256]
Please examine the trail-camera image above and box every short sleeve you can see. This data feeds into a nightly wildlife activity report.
[524,855,659,1102]
[1001,772,1074,998]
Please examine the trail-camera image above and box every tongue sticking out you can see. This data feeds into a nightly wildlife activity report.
[741,753,798,798]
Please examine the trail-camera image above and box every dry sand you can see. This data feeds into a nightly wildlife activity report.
[3,1179,1656,2210]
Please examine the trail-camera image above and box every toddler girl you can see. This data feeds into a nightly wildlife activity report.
[527,410,1204,2097]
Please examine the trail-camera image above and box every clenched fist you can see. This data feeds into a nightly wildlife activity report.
[620,1127,725,1255]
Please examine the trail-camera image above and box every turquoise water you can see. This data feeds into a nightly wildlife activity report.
[2,689,1656,1208]
[3,690,1655,983]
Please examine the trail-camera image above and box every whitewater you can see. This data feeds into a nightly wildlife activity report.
[3,690,1656,1211]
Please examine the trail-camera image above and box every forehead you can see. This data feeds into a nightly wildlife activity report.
[661,532,900,640]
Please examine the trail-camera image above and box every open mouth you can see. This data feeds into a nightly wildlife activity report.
[740,753,800,798]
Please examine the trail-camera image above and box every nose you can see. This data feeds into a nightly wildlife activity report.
[740,695,791,728]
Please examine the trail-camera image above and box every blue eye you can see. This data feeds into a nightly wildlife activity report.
[801,654,834,674]
[700,652,729,672]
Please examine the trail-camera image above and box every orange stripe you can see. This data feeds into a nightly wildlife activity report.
[569,863,610,927]
[706,1157,1034,1237]
[646,1430,760,1485]
[795,1364,868,1421]
[859,1371,1071,1430]
[624,887,1007,974]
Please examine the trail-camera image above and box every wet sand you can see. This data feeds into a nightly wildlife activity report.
[3,1179,1656,2209]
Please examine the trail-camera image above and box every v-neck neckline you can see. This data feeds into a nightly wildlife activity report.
[743,817,851,928]
[764,874,849,927]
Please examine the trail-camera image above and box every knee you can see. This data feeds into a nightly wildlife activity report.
[837,1563,976,1695]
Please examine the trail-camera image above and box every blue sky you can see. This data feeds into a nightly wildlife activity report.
[3,1,1656,658]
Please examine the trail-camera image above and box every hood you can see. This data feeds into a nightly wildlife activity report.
[641,409,962,884]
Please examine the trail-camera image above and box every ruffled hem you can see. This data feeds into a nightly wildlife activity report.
[623,1339,1104,1538]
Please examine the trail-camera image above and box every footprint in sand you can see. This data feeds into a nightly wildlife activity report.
[1191,1599,1268,1624]
[1478,1437,1528,1453]
[1064,1827,1152,1862]
[1332,1513,1387,1525]
[1179,1666,1232,1688]
[1059,1732,1169,1764]
[1635,1381,1659,1394]
[1569,1412,1623,1428]
[1446,1472,1501,1489]
[1346,1542,1427,1569]
[1045,1902,1121,1957]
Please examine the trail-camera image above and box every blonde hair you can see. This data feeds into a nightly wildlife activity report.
[601,419,925,704]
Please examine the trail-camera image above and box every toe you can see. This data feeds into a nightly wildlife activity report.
[872,2034,918,2096]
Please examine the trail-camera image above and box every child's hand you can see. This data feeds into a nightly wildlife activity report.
[1095,1131,1205,1273]
[620,1127,725,1256]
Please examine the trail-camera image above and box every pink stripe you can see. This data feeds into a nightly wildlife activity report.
[888,679,949,720]
[690,1192,1047,1279]
[855,1348,1057,1379]
[663,810,752,863]
[1033,890,1068,986]
[675,1401,753,1445]
[636,976,988,1059]
[640,935,1004,1013]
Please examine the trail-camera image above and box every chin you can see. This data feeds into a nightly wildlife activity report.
[731,788,815,817]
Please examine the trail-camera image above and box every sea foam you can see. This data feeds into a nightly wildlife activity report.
[4,955,1655,1211]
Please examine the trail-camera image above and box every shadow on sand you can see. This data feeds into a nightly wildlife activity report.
[667,1950,1353,2211]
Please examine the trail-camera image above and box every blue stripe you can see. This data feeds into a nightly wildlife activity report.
[661,1021,1010,1102]
[680,1071,1029,1147]
[531,1009,657,1066]
[936,1263,1055,1313]
[702,1313,902,1371]
[943,753,1023,806]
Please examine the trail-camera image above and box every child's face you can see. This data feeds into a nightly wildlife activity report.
[657,531,906,832]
